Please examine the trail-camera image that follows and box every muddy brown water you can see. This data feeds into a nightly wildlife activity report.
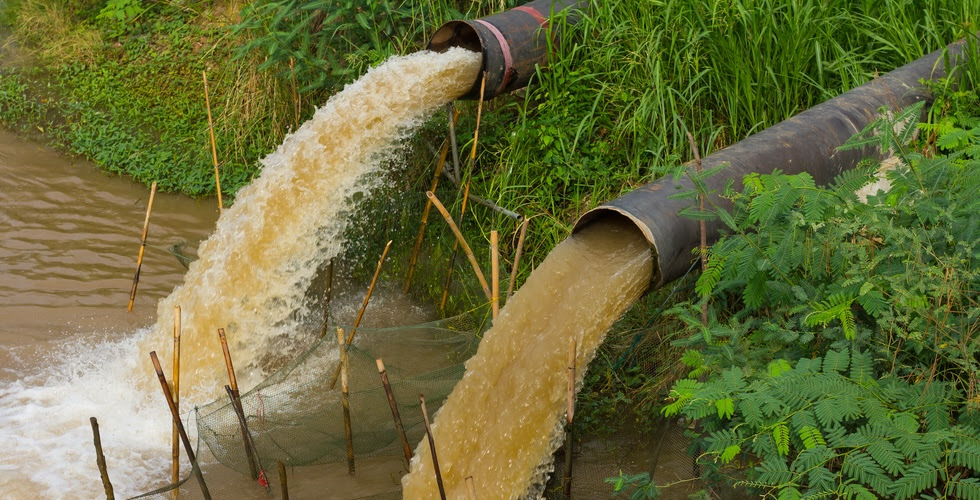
[0,128,217,351]
[0,128,441,498]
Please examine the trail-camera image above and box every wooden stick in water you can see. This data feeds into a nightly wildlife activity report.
[203,71,223,214]
[376,358,413,465]
[218,328,260,480]
[506,217,530,301]
[89,417,115,500]
[405,109,462,292]
[171,306,181,488]
[564,338,576,499]
[127,181,157,312]
[337,328,355,475]
[419,394,446,500]
[278,461,289,500]
[465,476,478,500]
[427,191,491,302]
[149,351,212,500]
[490,230,499,319]
[319,259,334,338]
[328,240,392,389]
[439,180,472,311]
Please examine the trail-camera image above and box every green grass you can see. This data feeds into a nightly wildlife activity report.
[0,0,292,197]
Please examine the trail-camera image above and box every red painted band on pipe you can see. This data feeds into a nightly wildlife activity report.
[514,5,549,27]
[474,19,513,95]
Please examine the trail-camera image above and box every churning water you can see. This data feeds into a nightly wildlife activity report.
[0,48,481,498]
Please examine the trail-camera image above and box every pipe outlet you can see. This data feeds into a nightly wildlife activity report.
[427,0,588,100]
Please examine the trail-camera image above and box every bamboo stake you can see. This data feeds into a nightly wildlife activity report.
[427,191,491,301]
[203,71,223,214]
[490,230,499,319]
[224,385,269,492]
[405,109,462,292]
[149,352,212,500]
[218,328,260,480]
[686,131,709,326]
[376,358,413,465]
[171,306,181,489]
[563,338,576,499]
[506,217,530,301]
[89,417,114,500]
[465,476,478,500]
[223,385,269,493]
[439,181,472,311]
[328,240,392,389]
[127,181,157,312]
[419,394,446,500]
[217,328,241,393]
[319,259,334,338]
[466,72,487,180]
[337,328,355,475]
[288,57,300,130]
[278,461,289,500]
[446,103,462,185]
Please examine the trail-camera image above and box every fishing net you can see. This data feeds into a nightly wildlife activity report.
[131,311,485,500]
[130,154,699,499]
[129,306,700,500]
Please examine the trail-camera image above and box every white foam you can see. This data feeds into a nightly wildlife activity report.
[0,329,198,498]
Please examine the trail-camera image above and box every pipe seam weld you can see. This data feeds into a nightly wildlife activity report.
[474,19,513,95]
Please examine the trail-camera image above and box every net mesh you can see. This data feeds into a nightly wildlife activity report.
[130,169,700,499]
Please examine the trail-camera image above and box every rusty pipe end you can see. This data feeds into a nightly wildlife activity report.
[427,0,588,100]
[427,21,487,100]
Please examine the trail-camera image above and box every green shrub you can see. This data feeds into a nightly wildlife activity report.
[659,93,980,497]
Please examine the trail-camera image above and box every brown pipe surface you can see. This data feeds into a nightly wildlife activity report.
[427,0,588,100]
[575,40,971,289]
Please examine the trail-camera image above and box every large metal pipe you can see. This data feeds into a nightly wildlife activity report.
[574,41,971,289]
[427,0,587,100]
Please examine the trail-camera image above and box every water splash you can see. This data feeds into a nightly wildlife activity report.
[144,48,481,400]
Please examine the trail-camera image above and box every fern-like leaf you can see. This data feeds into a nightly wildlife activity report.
[866,438,905,476]
[842,451,891,495]
[822,348,850,373]
[799,425,827,449]
[757,456,792,485]
[777,485,802,500]
[950,476,980,500]
[696,254,726,298]
[889,460,940,500]
[774,422,791,456]
[949,441,980,472]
